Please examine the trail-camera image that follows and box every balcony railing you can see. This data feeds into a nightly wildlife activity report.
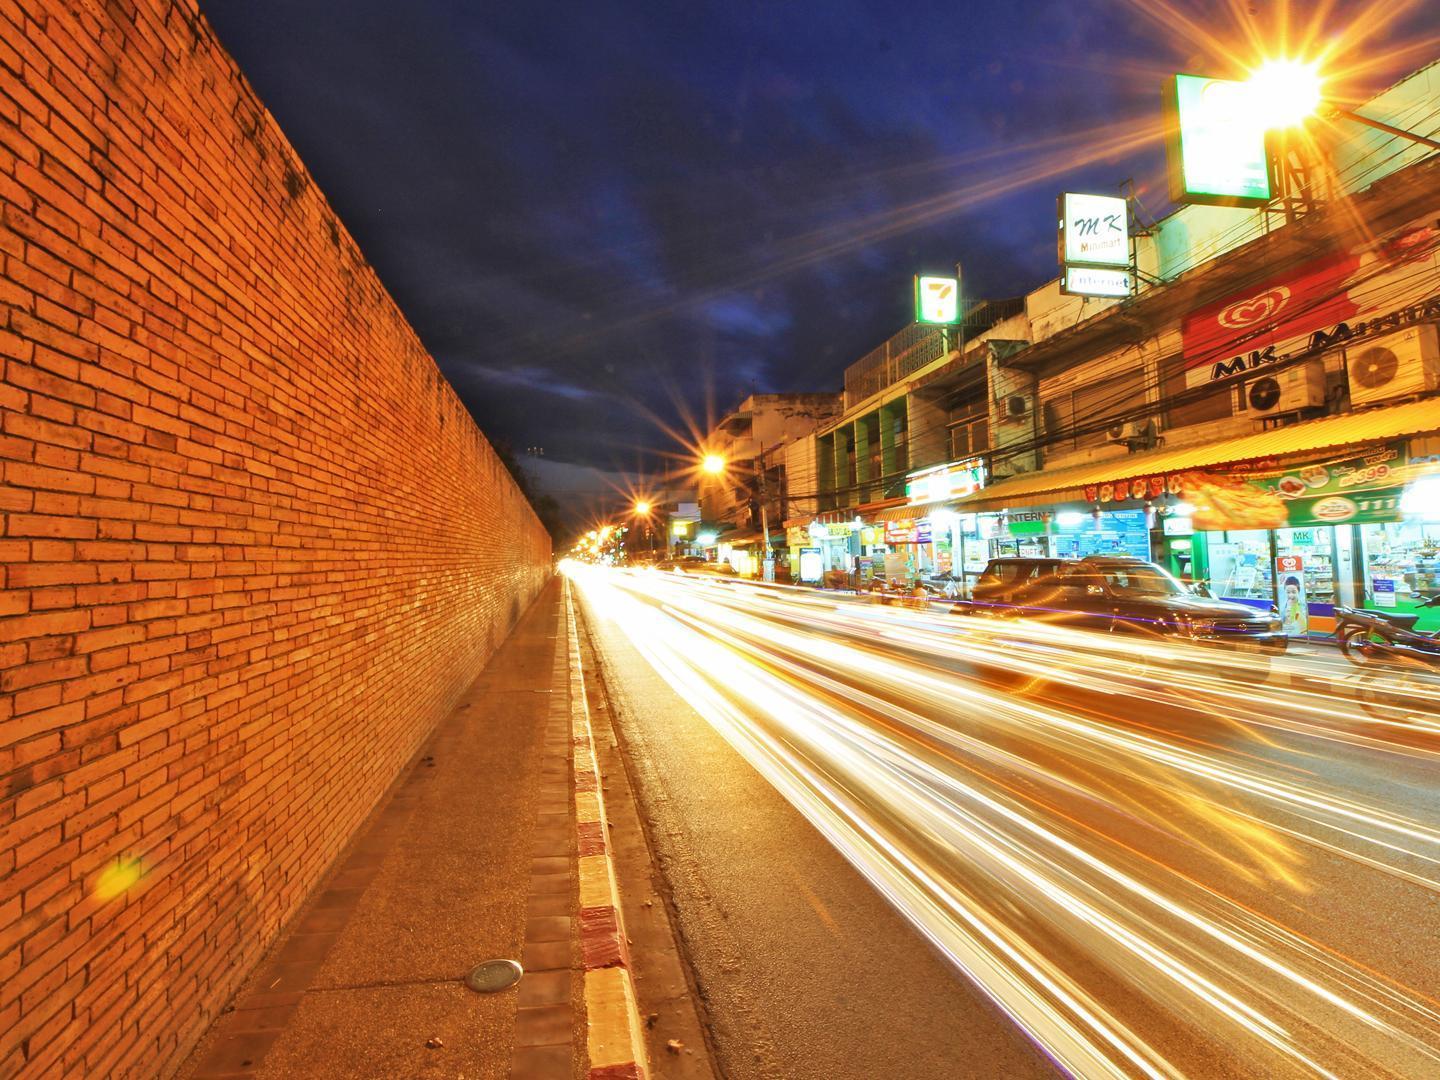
[841,299,1026,410]
[843,324,946,408]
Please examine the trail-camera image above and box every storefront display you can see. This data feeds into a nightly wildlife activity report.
[959,515,988,578]
[1358,520,1440,630]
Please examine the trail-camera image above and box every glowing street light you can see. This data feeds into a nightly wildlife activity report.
[1246,59,1322,130]
[1245,56,1440,150]
[634,500,652,515]
[701,453,726,476]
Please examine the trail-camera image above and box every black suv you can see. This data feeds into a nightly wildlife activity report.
[964,556,1287,653]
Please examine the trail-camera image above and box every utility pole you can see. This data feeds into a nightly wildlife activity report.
[757,441,771,579]
[760,440,771,552]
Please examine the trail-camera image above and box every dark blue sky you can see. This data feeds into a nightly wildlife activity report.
[202,1,1438,480]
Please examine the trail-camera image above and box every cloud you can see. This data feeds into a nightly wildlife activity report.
[464,364,606,402]
[203,0,1440,480]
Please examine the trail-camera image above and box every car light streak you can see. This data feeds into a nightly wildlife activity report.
[565,563,1440,1078]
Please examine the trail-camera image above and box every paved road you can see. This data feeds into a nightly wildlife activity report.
[571,565,1440,1080]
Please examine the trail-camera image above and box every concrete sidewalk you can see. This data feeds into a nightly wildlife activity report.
[178,579,581,1080]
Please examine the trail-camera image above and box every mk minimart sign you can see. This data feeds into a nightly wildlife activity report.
[1059,193,1129,267]
[1058,192,1133,299]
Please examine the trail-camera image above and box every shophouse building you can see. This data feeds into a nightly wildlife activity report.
[697,392,842,574]
[791,303,1028,584]
[789,61,1440,633]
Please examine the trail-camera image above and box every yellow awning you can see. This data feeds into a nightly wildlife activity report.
[956,396,1440,511]
[875,499,953,522]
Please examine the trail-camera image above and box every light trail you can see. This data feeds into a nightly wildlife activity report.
[566,562,1440,1079]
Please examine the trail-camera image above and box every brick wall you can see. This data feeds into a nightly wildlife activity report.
[0,2,553,1075]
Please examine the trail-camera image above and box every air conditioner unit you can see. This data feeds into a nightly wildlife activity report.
[1004,394,1030,419]
[1346,324,1440,407]
[1105,420,1147,444]
[1243,361,1326,416]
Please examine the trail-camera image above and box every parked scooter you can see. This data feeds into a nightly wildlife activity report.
[919,572,964,601]
[1334,594,1440,667]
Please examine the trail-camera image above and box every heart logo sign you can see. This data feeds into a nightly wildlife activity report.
[1217,286,1291,329]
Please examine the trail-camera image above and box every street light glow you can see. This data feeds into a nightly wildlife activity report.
[702,453,726,475]
[1247,59,1322,129]
[634,500,652,515]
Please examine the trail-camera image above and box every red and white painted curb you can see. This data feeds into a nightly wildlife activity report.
[564,583,650,1080]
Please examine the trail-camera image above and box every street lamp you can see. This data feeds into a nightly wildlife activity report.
[1247,60,1322,130]
[698,450,775,578]
[1247,57,1440,151]
[631,499,656,559]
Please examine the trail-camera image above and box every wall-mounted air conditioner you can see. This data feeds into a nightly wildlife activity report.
[1105,419,1150,444]
[1347,324,1440,407]
[1243,361,1326,416]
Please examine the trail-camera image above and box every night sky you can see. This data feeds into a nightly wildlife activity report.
[201,1,1439,501]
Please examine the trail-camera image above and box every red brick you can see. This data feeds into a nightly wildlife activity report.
[4,514,96,540]
[0,608,90,643]
[0,4,551,1076]
[1,655,87,692]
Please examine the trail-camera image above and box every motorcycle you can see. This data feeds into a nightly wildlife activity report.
[1334,594,1440,667]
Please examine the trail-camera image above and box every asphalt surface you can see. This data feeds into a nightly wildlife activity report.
[571,565,1440,1080]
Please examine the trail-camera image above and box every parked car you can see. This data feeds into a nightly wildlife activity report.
[960,556,1287,654]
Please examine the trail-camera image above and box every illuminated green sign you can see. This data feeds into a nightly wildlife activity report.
[1164,74,1272,207]
[914,275,959,325]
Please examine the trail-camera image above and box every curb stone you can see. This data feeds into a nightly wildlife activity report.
[564,581,650,1080]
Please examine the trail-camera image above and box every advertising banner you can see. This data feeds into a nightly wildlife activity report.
[906,457,986,503]
[1276,555,1309,637]
[1373,577,1397,608]
[884,519,934,544]
[1181,444,1408,530]
[798,547,823,582]
[1180,220,1440,388]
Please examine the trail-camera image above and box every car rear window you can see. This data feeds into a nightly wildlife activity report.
[980,561,1060,585]
[980,562,1029,584]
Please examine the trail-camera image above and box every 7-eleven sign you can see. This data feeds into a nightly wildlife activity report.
[914,275,960,325]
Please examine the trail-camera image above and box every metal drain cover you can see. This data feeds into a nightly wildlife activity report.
[465,958,523,993]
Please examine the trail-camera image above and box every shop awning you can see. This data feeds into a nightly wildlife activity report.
[720,530,764,546]
[956,396,1440,511]
[808,497,907,525]
[875,499,953,522]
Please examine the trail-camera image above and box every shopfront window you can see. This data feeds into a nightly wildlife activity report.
[1206,530,1271,600]
[1043,369,1147,452]
[1359,520,1440,631]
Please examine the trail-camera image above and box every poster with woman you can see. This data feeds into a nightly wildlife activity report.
[1276,555,1309,637]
